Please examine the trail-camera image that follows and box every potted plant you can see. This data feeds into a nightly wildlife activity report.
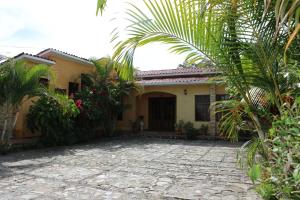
[175,120,184,135]
[183,121,198,140]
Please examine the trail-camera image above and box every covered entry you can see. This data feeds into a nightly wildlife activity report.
[148,97,176,131]
[136,92,176,131]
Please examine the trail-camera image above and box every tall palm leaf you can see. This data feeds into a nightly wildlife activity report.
[96,0,108,16]
[264,0,300,49]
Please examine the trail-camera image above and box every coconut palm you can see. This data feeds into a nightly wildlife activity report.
[0,60,51,144]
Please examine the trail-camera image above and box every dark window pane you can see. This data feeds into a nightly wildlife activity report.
[69,82,79,96]
[195,95,210,121]
[39,78,49,88]
[216,94,229,101]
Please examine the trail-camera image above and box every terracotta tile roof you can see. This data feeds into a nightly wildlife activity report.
[137,77,210,86]
[136,67,219,78]
[37,48,93,65]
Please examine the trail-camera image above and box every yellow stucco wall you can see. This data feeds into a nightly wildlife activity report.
[15,55,95,138]
[116,84,226,131]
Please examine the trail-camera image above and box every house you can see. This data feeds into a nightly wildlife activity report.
[116,67,226,138]
[11,49,95,139]
[4,49,226,139]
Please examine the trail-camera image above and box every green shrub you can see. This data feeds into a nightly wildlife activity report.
[27,94,79,147]
[175,120,185,132]
[0,141,11,155]
[183,121,198,140]
[199,124,209,135]
[251,98,300,199]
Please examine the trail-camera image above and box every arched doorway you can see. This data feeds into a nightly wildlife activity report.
[137,92,176,131]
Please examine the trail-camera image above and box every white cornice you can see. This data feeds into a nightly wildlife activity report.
[16,54,56,65]
[38,49,93,66]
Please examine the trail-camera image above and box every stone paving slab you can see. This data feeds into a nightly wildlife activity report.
[0,138,261,199]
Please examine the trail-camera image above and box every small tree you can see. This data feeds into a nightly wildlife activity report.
[75,57,140,137]
[0,60,50,145]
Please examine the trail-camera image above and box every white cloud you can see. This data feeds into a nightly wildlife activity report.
[0,0,185,70]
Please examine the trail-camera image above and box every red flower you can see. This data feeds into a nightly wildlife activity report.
[100,91,108,96]
[75,99,83,109]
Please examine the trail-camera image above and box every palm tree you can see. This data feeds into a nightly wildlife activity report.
[0,60,51,144]
[100,0,299,155]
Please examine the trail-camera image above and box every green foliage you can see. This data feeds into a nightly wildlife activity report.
[256,183,275,200]
[199,124,209,135]
[174,120,185,132]
[248,164,262,183]
[74,57,140,137]
[183,122,197,140]
[0,60,51,148]
[253,98,300,199]
[96,0,107,16]
[0,60,50,107]
[27,94,79,147]
[0,142,11,155]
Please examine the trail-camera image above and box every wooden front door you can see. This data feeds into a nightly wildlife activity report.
[148,97,176,131]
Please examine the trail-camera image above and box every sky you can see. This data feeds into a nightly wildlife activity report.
[0,0,186,70]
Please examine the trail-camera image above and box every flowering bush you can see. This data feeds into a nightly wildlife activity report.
[27,94,79,146]
[74,82,128,137]
[73,58,139,137]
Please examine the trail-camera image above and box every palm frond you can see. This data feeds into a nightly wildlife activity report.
[96,0,107,16]
[0,60,51,107]
[215,99,249,141]
[113,0,224,79]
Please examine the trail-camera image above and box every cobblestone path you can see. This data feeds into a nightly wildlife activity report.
[0,138,261,199]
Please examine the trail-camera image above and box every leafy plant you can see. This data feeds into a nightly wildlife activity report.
[199,124,209,135]
[174,120,185,132]
[74,57,140,137]
[0,141,11,155]
[250,98,300,199]
[27,94,79,146]
[182,121,198,140]
[248,164,262,183]
[0,60,50,148]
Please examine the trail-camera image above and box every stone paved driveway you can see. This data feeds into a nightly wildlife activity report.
[0,138,260,200]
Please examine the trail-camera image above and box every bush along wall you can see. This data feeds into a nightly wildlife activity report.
[249,98,300,200]
[27,94,79,147]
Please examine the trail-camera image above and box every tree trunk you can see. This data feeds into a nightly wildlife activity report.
[0,103,18,144]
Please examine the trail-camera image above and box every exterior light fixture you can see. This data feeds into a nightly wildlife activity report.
[184,89,188,95]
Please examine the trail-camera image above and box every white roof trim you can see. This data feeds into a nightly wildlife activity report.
[138,80,223,86]
[16,54,56,65]
[39,49,93,66]
[138,81,210,86]
[136,71,220,78]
